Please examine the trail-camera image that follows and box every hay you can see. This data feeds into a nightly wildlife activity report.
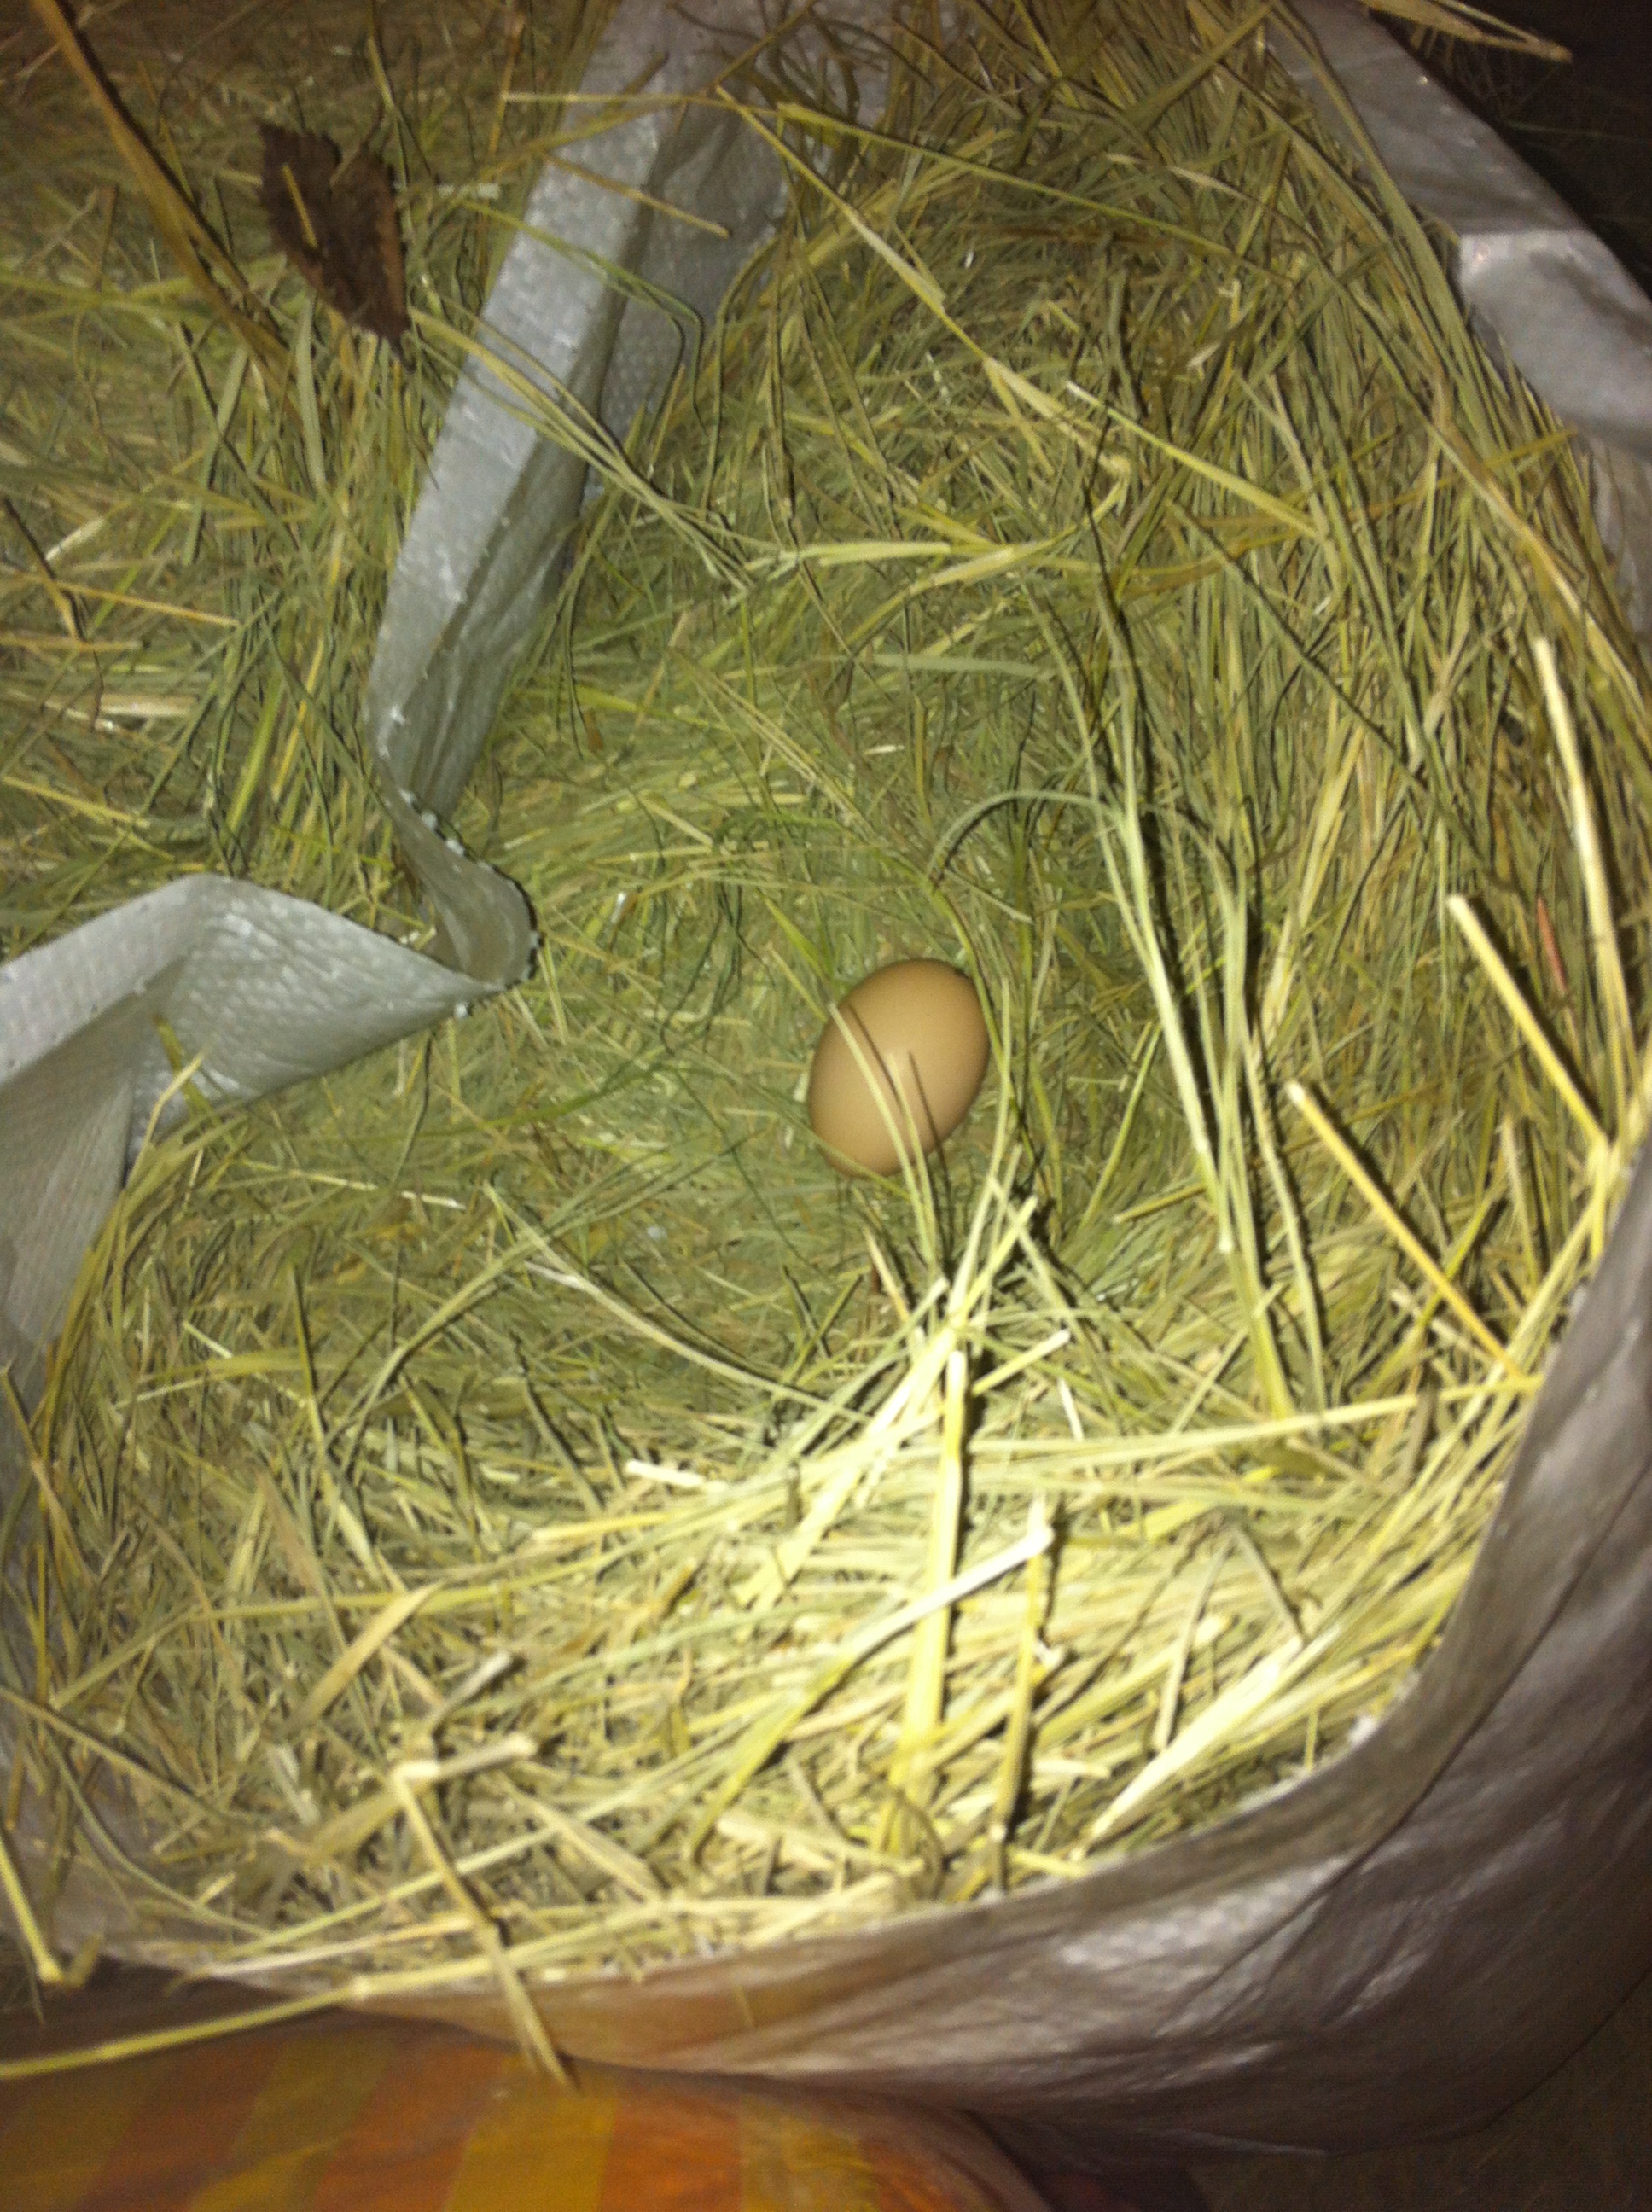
[0,0,608,956]
[8,0,1652,2029]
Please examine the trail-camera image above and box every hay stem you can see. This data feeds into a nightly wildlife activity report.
[1286,1084,1528,1383]
[1446,895,1607,1155]
[1534,637,1636,1116]
[886,1342,971,1820]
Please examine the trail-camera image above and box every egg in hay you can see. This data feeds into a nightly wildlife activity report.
[806,959,990,1177]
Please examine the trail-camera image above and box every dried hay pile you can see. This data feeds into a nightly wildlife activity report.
[6,0,1652,2028]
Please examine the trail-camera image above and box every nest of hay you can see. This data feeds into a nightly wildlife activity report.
[8,1,1652,2019]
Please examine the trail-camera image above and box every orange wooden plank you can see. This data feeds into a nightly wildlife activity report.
[600,2090,743,2212]
[740,2102,884,2212]
[442,2072,617,2212]
[0,2053,167,2212]
[183,2025,397,2212]
[873,2140,986,2212]
[308,2032,509,2212]
[73,2034,285,2212]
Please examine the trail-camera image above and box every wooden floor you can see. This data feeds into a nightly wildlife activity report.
[0,1965,1035,2212]
[3,1953,1649,2210]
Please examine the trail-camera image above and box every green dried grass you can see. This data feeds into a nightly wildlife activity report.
[0,0,608,953]
[9,0,1652,2038]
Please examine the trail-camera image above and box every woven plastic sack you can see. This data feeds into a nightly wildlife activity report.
[3,0,1652,2168]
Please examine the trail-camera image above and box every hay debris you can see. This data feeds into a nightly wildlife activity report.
[8,0,1652,2024]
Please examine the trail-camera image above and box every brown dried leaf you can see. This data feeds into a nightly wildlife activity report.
[259,125,408,349]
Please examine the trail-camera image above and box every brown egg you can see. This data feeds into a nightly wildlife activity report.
[806,959,990,1178]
